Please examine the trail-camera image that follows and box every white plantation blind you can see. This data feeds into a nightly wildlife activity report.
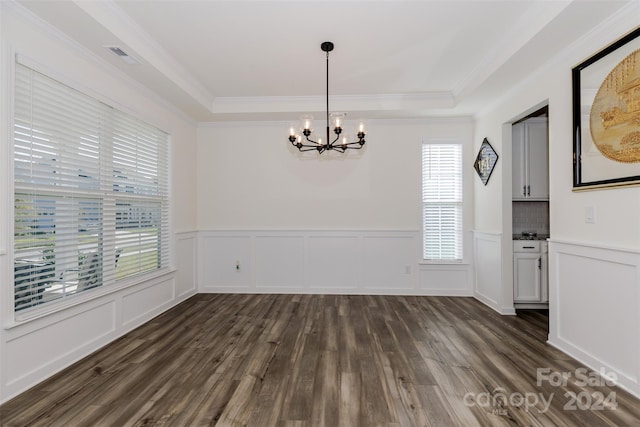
[13,62,169,313]
[422,142,463,261]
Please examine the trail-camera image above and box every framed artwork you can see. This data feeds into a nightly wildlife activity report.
[474,138,498,185]
[572,26,640,190]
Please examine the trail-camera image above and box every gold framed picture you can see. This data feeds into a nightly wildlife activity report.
[572,26,640,190]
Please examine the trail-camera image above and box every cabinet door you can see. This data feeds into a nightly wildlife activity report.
[526,120,548,199]
[513,253,542,302]
[512,123,527,199]
[540,242,548,302]
[540,253,548,302]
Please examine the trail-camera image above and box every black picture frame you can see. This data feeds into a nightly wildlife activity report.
[572,26,640,190]
[474,138,498,186]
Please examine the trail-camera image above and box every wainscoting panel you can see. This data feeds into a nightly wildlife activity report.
[175,231,198,299]
[418,264,472,295]
[199,234,253,291]
[306,235,359,290]
[254,235,305,289]
[548,240,640,397]
[199,230,473,295]
[5,301,116,391]
[1,231,193,404]
[121,277,176,329]
[472,231,504,313]
[361,234,416,290]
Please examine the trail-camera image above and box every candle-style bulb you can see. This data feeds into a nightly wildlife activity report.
[301,114,313,131]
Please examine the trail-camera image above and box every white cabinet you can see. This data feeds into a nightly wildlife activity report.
[512,118,548,200]
[513,241,548,305]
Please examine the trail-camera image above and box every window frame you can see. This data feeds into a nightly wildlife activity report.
[11,58,171,319]
[421,139,464,263]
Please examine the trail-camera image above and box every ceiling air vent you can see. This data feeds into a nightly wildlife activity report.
[104,46,140,65]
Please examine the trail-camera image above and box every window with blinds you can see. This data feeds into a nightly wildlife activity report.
[422,142,463,262]
[13,61,170,313]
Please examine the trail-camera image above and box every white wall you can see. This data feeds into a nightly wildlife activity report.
[473,2,640,396]
[197,119,473,231]
[0,3,198,403]
[197,119,475,295]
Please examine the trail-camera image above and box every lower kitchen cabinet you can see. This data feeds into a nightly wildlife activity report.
[513,240,548,306]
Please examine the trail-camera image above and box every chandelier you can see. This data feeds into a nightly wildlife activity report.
[288,41,366,153]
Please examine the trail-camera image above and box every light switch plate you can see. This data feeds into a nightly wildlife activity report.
[585,206,596,224]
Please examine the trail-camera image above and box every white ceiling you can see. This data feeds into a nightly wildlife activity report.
[17,0,633,122]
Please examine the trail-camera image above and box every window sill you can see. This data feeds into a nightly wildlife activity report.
[419,260,469,266]
[6,267,176,329]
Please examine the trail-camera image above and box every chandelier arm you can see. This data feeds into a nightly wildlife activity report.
[341,140,364,147]
[295,144,322,152]
[291,137,326,152]
[341,145,363,151]
[303,134,319,145]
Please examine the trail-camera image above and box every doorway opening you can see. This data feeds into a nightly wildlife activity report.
[511,104,549,336]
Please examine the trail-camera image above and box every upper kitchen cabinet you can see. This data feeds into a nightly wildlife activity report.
[512,117,548,200]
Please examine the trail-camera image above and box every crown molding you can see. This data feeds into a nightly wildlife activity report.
[472,0,639,120]
[71,0,214,113]
[3,0,197,127]
[211,92,455,115]
[198,116,473,129]
[452,0,571,101]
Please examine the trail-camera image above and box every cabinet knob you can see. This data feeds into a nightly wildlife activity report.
[538,257,541,269]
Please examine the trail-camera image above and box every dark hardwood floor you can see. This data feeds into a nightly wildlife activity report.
[1,294,639,426]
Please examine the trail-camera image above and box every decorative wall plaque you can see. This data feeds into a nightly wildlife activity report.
[474,138,498,186]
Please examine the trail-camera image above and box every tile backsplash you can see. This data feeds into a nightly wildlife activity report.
[512,201,549,236]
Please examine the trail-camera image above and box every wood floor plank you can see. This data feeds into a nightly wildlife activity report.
[414,384,461,427]
[360,355,396,425]
[338,372,361,427]
[309,350,339,427]
[2,294,639,427]
[215,341,280,427]
[381,351,431,427]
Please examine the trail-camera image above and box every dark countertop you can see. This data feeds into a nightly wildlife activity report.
[513,234,549,241]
